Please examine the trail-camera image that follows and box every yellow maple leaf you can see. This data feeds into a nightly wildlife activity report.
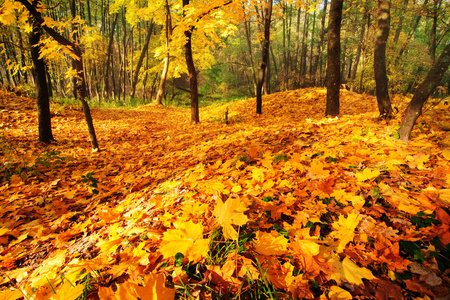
[253,231,288,256]
[355,168,380,182]
[159,220,209,262]
[330,212,362,253]
[331,256,376,285]
[213,197,249,240]
[328,286,352,300]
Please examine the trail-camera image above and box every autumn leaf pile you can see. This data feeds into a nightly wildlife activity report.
[1,88,450,300]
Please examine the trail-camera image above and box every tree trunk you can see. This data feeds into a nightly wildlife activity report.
[29,0,54,143]
[105,13,119,99]
[350,6,368,91]
[183,0,200,124]
[374,0,393,119]
[312,0,328,85]
[244,15,257,95]
[393,0,408,44]
[325,0,343,117]
[131,21,154,98]
[398,43,450,141]
[256,0,272,115]
[429,0,438,64]
[17,0,100,151]
[156,0,173,105]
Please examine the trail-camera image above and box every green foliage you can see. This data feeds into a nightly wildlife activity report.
[273,154,289,163]
[81,172,99,194]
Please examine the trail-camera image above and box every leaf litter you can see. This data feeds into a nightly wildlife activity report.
[0,88,449,299]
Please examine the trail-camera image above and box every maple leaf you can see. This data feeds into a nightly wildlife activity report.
[253,230,289,256]
[330,212,362,253]
[355,168,380,182]
[0,289,23,300]
[331,256,376,285]
[307,160,330,179]
[328,286,352,300]
[159,220,210,262]
[213,197,249,240]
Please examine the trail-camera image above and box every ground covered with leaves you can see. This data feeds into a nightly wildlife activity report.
[1,88,450,300]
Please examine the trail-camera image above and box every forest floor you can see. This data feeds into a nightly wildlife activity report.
[0,88,450,300]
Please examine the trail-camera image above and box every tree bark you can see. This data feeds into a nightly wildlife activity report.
[131,21,154,98]
[182,0,200,124]
[256,0,272,115]
[29,0,54,143]
[325,0,343,117]
[156,0,173,105]
[398,42,450,141]
[374,0,393,119]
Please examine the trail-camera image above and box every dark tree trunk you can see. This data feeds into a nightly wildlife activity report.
[374,0,393,119]
[325,0,343,117]
[256,0,272,115]
[131,21,154,98]
[183,0,200,124]
[29,0,54,143]
[17,0,99,151]
[105,13,119,99]
[398,43,450,141]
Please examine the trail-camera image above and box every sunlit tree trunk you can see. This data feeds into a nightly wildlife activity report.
[374,0,393,119]
[325,0,343,117]
[398,43,450,140]
[256,0,272,115]
[350,6,368,92]
[156,0,173,105]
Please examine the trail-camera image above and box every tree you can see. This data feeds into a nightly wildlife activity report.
[16,0,100,150]
[256,0,273,115]
[28,0,53,143]
[374,0,393,119]
[131,21,154,99]
[155,0,173,105]
[398,42,450,141]
[325,0,343,117]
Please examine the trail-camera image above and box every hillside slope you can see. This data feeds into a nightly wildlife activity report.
[1,88,449,299]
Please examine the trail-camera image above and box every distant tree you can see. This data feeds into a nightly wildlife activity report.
[325,0,344,117]
[256,0,273,115]
[374,0,393,119]
[398,42,450,141]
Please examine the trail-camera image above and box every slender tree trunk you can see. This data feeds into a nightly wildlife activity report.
[394,0,428,65]
[156,0,173,105]
[256,0,272,115]
[29,0,54,143]
[312,0,328,85]
[393,0,408,43]
[309,10,316,79]
[429,0,438,64]
[398,43,450,140]
[350,6,368,91]
[244,15,257,95]
[131,21,154,98]
[104,13,118,98]
[325,0,343,117]
[374,0,393,119]
[183,0,200,124]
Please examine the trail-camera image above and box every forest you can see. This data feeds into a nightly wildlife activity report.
[1,0,450,299]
